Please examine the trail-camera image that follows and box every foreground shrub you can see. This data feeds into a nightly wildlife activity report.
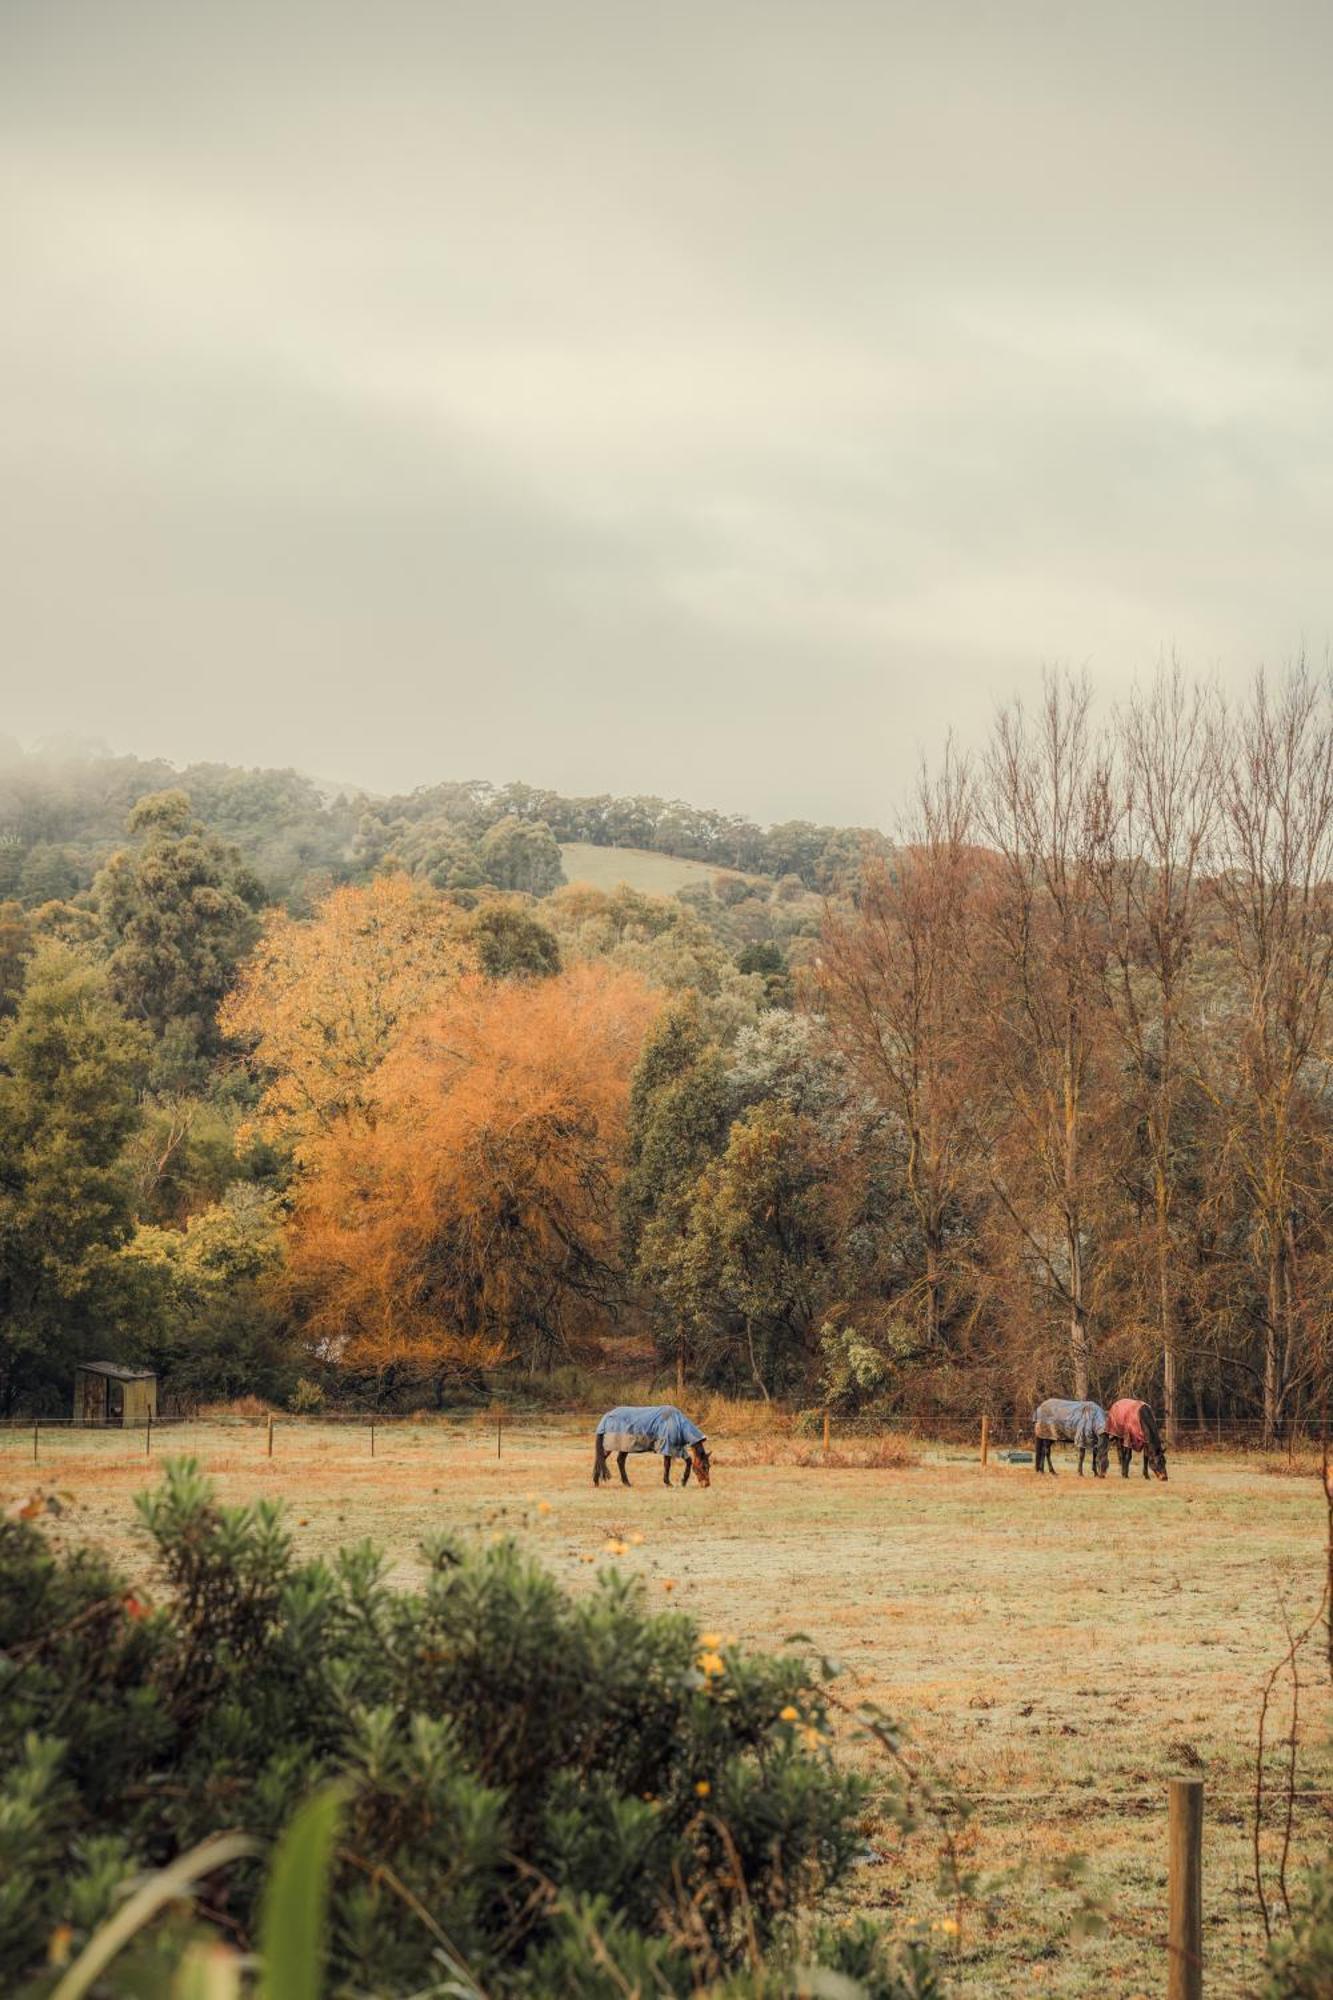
[0,1461,920,1995]
[1262,1861,1333,1999]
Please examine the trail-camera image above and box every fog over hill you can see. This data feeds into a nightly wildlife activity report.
[0,739,887,908]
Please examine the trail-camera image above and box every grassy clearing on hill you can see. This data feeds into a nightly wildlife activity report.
[4,1418,1327,1998]
[558,841,758,895]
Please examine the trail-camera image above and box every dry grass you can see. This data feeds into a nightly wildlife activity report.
[726,1434,921,1470]
[3,1417,1328,1998]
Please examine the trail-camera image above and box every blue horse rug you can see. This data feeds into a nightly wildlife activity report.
[596,1404,706,1460]
[1033,1397,1108,1446]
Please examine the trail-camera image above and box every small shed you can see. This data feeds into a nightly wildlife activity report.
[73,1362,158,1428]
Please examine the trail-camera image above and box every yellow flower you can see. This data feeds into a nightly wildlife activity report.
[661,1578,677,1592]
[801,1725,824,1750]
[537,1500,552,1515]
[697,1650,726,1678]
[931,1918,959,1937]
[603,1538,628,1556]
[695,1779,711,1797]
[629,1530,645,1545]
[698,1631,722,1648]
[779,1704,799,1722]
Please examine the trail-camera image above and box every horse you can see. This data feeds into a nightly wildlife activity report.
[1033,1397,1110,1477]
[1107,1397,1168,1480]
[593,1404,711,1488]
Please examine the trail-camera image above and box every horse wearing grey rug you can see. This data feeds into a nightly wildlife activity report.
[1033,1397,1110,1477]
[593,1404,711,1487]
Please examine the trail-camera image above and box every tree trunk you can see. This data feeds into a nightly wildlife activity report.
[925,1231,942,1346]
[1263,1236,1284,1449]
[1070,1299,1090,1402]
[1157,1167,1177,1445]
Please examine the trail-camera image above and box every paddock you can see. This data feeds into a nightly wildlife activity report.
[3,1416,1326,1998]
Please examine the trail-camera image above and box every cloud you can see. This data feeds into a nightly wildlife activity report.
[1,1,1331,823]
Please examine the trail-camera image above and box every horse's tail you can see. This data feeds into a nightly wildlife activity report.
[1141,1403,1165,1471]
[593,1434,607,1486]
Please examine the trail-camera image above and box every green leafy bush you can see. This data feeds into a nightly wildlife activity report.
[1262,1861,1333,1999]
[0,1461,929,1996]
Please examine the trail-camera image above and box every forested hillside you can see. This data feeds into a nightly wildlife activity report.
[1,669,1331,1443]
[0,740,886,909]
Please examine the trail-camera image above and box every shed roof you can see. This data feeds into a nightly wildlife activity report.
[75,1361,158,1381]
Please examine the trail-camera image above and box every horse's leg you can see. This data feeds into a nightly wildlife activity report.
[618,1452,631,1486]
[1034,1439,1044,1473]
[1077,1444,1086,1477]
[1119,1443,1130,1477]
[1143,1451,1150,1479]
[663,1456,671,1485]
[593,1437,606,1486]
[681,1457,691,1485]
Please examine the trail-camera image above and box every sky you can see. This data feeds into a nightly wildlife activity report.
[2,1,1331,828]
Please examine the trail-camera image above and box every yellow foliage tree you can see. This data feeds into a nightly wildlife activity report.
[220,875,473,1156]
[288,964,659,1384]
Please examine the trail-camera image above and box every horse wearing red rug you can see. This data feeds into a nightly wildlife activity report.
[1107,1398,1168,1480]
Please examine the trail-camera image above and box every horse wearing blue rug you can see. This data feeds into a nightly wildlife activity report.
[1033,1397,1110,1477]
[593,1405,711,1487]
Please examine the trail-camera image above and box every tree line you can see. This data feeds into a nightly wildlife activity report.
[1,668,1331,1439]
[0,741,886,912]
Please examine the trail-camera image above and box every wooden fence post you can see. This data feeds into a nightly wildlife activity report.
[1167,1776,1203,2000]
[33,1418,38,1465]
[266,1413,274,1459]
[980,1414,990,1467]
[145,1412,152,1457]
[823,1408,831,1454]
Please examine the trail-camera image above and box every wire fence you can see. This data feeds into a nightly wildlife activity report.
[1,1406,1325,1466]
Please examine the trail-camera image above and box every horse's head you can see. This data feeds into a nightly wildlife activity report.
[689,1440,711,1488]
[1140,1406,1168,1479]
[1092,1435,1110,1478]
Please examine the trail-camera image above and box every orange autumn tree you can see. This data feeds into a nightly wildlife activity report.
[289,963,660,1385]
[219,874,474,1156]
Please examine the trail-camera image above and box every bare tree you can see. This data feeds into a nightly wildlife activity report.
[974,673,1116,1400]
[1102,666,1221,1441]
[817,750,977,1346]
[1208,665,1333,1444]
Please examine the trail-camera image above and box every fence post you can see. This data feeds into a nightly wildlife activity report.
[823,1408,831,1454]
[980,1414,990,1467]
[1167,1777,1204,2000]
[266,1413,274,1459]
[145,1412,152,1458]
[33,1418,38,1465]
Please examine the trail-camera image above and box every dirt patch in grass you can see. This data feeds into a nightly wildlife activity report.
[3,1419,1327,1997]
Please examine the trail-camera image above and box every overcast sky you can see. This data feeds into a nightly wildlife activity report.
[2,2,1331,826]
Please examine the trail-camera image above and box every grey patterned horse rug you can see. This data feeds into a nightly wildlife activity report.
[593,1404,711,1487]
[1033,1397,1110,1477]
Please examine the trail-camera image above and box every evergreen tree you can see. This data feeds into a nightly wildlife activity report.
[95,790,265,1078]
[0,946,152,1409]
